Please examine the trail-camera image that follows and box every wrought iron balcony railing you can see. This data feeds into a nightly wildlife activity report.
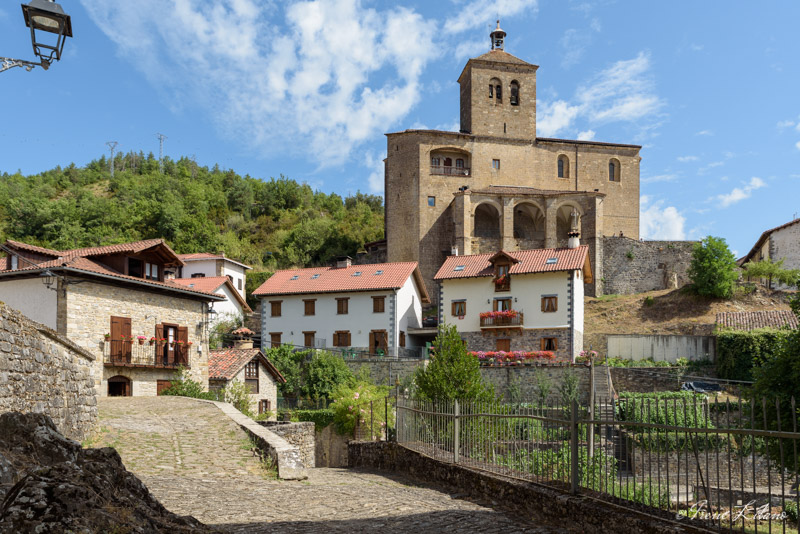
[430,165,470,176]
[102,340,190,369]
[479,311,524,328]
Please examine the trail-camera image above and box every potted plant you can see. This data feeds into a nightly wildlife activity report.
[103,333,111,341]
[149,336,156,345]
[137,335,147,345]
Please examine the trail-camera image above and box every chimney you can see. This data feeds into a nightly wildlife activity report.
[451,246,459,256]
[567,230,580,249]
[231,327,254,349]
[335,256,352,269]
[217,251,226,258]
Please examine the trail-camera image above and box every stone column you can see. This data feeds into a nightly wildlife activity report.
[501,197,515,250]
[545,198,558,249]
[454,192,472,255]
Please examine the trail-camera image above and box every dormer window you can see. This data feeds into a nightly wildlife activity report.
[10,255,18,270]
[494,263,510,292]
[145,262,160,281]
[128,258,144,278]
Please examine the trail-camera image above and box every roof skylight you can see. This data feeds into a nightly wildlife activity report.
[311,274,320,279]
[290,275,299,280]
[454,265,465,271]
[352,271,362,277]
[374,270,384,275]
[545,258,558,265]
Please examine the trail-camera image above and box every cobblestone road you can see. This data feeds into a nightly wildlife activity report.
[93,397,570,533]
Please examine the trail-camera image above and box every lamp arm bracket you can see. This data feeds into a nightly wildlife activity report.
[0,56,45,73]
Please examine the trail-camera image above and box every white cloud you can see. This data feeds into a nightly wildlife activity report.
[642,174,678,184]
[559,28,590,68]
[777,119,795,129]
[537,52,663,137]
[695,130,713,136]
[714,177,766,208]
[640,195,686,240]
[590,18,601,32]
[698,161,724,174]
[577,129,595,141]
[796,141,800,151]
[677,155,698,162]
[690,43,704,52]
[80,0,439,167]
[364,150,386,194]
[454,39,486,61]
[443,0,538,35]
[538,100,580,137]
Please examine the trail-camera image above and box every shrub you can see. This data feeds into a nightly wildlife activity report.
[716,328,789,381]
[219,379,254,417]
[292,409,335,431]
[160,366,211,399]
[687,236,738,298]
[618,391,711,428]
[265,344,307,397]
[330,381,393,438]
[302,350,355,400]
[415,323,495,401]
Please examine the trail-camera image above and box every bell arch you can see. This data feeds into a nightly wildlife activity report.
[473,202,501,238]
[555,202,583,247]
[513,201,545,249]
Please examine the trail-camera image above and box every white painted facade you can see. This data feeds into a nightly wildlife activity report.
[180,258,249,300]
[440,271,573,332]
[210,283,247,327]
[260,276,425,356]
[0,277,59,328]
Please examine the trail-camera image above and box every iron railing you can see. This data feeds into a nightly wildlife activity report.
[480,312,524,328]
[396,395,800,533]
[102,340,190,368]
[430,165,470,176]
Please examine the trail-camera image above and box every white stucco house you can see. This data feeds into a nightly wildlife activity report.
[171,252,252,301]
[433,245,592,361]
[172,276,252,327]
[253,258,430,357]
[739,217,800,290]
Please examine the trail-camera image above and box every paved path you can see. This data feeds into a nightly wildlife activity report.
[93,397,569,533]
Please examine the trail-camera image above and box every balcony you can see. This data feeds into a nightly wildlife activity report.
[479,310,524,329]
[102,340,190,369]
[430,165,470,176]
[494,276,510,292]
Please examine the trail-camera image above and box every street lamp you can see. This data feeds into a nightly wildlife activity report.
[2,0,73,73]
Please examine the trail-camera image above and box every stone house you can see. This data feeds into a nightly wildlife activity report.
[0,238,223,397]
[434,244,591,361]
[253,257,430,356]
[739,217,800,290]
[209,331,285,417]
[172,276,252,329]
[170,252,252,301]
[384,23,641,302]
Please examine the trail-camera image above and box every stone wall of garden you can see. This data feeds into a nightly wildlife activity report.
[602,236,695,295]
[610,367,717,394]
[261,421,315,468]
[479,364,591,402]
[343,358,426,386]
[0,301,97,441]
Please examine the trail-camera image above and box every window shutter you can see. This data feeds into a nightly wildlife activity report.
[177,326,189,365]
[540,338,546,351]
[541,298,546,313]
[346,332,352,346]
[553,297,558,312]
[110,316,124,359]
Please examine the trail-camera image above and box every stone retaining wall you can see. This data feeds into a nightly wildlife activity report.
[602,237,695,295]
[349,441,711,534]
[343,358,426,386]
[480,364,591,402]
[261,421,315,468]
[462,327,573,361]
[0,301,97,441]
[610,367,718,394]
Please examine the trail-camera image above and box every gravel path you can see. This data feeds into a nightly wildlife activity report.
[93,397,569,533]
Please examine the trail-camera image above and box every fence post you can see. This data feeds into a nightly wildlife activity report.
[454,399,460,464]
[571,399,579,495]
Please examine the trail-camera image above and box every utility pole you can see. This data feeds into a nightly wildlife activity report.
[156,133,167,174]
[105,141,118,178]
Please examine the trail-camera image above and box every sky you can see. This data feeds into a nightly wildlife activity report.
[2,0,799,258]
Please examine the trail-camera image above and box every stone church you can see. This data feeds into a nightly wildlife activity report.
[384,23,641,302]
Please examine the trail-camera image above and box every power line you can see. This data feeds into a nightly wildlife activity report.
[105,141,118,178]
[156,133,167,174]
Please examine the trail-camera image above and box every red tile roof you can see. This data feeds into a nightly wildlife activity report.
[253,262,430,302]
[209,348,285,383]
[0,239,221,300]
[739,218,800,265]
[172,276,252,312]
[716,311,798,331]
[434,246,590,280]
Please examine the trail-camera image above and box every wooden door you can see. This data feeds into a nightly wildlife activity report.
[110,316,132,363]
[157,380,172,395]
[164,325,178,365]
[370,330,388,354]
[496,338,511,352]
[177,326,188,366]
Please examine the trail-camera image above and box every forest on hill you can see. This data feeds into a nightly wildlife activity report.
[0,151,384,290]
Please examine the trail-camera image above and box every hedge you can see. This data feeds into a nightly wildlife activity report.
[292,409,336,431]
[715,328,789,381]
[618,391,711,429]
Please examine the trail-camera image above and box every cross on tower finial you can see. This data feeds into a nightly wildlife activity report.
[490,19,506,51]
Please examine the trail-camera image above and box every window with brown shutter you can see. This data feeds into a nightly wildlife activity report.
[451,301,466,316]
[333,331,351,347]
[270,301,282,317]
[336,298,349,315]
[303,331,316,347]
[542,296,558,313]
[259,400,271,414]
[245,359,259,393]
[493,298,512,311]
[541,337,558,351]
[270,332,281,347]
[372,296,385,313]
[176,326,189,366]
[304,299,316,316]
[109,316,132,363]
[399,331,406,348]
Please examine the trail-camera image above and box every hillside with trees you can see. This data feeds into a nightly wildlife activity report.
[0,151,384,281]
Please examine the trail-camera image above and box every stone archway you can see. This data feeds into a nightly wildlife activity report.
[555,203,583,248]
[474,202,501,238]
[108,375,132,397]
[513,202,545,249]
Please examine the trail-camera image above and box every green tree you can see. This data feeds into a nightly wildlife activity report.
[302,351,354,400]
[742,257,800,289]
[265,344,306,398]
[687,236,739,298]
[414,323,495,401]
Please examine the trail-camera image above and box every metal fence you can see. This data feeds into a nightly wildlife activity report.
[396,395,800,533]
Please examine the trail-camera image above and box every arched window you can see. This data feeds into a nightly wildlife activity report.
[510,81,519,106]
[609,158,621,182]
[557,155,569,179]
[496,84,502,103]
[443,157,452,167]
[431,157,440,167]
[455,158,464,168]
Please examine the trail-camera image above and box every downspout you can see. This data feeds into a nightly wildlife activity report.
[574,144,579,191]
[391,289,398,357]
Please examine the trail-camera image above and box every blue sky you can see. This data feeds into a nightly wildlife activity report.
[2,0,799,257]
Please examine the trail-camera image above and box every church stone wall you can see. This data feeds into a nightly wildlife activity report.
[601,237,696,295]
